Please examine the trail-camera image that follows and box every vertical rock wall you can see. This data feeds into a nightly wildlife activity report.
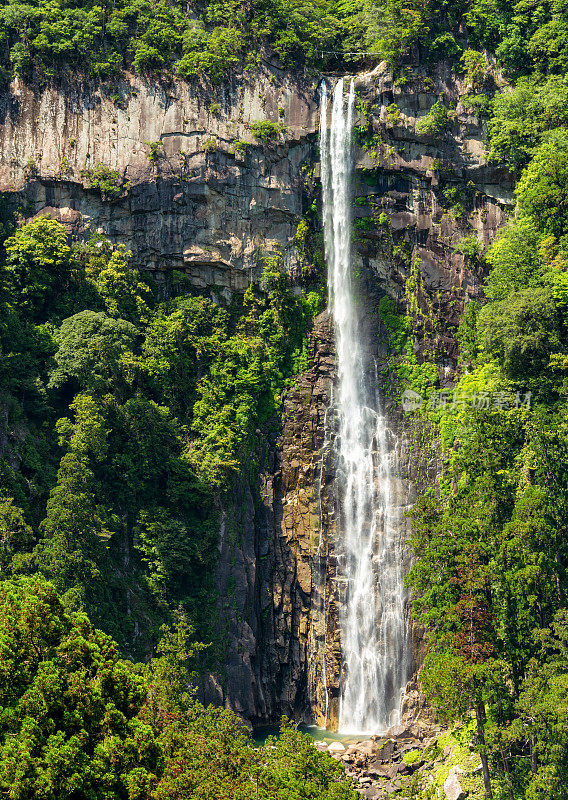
[0,61,512,727]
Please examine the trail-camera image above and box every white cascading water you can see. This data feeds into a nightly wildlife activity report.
[319,77,411,734]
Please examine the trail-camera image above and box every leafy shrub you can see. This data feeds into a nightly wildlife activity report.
[82,163,123,199]
[484,217,542,302]
[429,32,462,61]
[232,139,250,158]
[460,49,488,90]
[415,101,452,137]
[248,120,284,142]
[456,235,482,265]
[145,141,163,164]
[88,243,151,323]
[3,217,75,319]
[402,749,422,765]
[23,158,38,180]
[133,43,166,73]
[295,218,309,255]
[461,93,492,116]
[385,103,402,126]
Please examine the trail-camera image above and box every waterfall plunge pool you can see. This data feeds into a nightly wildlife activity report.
[252,724,367,748]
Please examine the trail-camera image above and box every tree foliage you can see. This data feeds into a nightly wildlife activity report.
[0,576,159,799]
[0,212,319,658]
[409,78,568,795]
[0,576,358,800]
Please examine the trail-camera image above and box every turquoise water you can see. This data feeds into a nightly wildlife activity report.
[252,724,365,747]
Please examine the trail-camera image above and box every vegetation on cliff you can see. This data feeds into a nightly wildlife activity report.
[399,11,568,799]
[3,0,568,793]
[5,0,568,84]
[0,211,318,653]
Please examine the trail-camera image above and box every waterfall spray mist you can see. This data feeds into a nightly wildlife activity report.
[319,77,411,734]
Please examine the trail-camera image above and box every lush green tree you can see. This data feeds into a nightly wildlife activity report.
[516,129,568,239]
[49,310,138,394]
[415,101,452,137]
[34,394,116,624]
[0,309,55,419]
[510,612,568,799]
[175,26,244,83]
[142,612,207,728]
[1,218,77,320]
[0,577,356,800]
[479,286,564,387]
[134,510,197,606]
[483,217,542,302]
[0,497,33,573]
[488,76,568,171]
[130,295,228,418]
[258,719,358,799]
[0,576,159,800]
[467,0,568,76]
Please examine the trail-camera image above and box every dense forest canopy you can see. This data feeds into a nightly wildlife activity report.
[0,213,322,649]
[3,0,568,82]
[0,575,357,799]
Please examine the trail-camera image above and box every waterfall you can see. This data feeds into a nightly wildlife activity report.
[319,77,411,734]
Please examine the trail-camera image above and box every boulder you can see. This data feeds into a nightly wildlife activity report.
[386,724,414,739]
[374,739,396,761]
[366,759,391,778]
[361,788,382,799]
[444,766,466,800]
[356,739,377,755]
[328,741,346,753]
[386,761,410,779]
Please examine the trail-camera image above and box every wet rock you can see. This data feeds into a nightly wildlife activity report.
[393,761,412,777]
[366,759,392,778]
[386,724,414,739]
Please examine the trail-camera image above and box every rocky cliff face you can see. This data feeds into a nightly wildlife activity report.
[2,70,316,291]
[1,61,512,727]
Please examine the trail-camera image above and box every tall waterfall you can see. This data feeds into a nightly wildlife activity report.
[319,77,411,734]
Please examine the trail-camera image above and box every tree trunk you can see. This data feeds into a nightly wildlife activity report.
[476,702,493,799]
[499,743,514,800]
